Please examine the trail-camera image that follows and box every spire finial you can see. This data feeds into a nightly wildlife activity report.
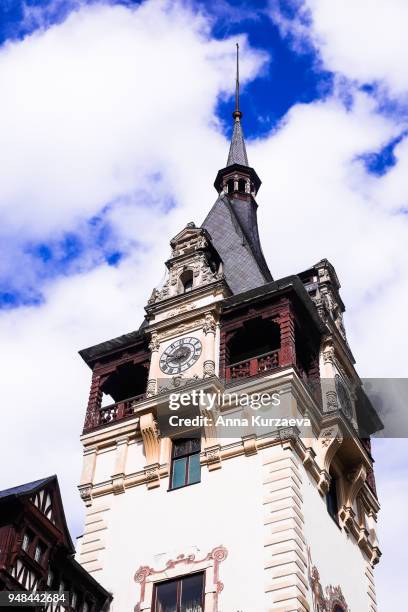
[233,42,242,121]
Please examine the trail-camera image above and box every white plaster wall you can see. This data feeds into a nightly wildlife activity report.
[126,440,145,474]
[93,448,115,483]
[92,453,265,612]
[301,468,371,611]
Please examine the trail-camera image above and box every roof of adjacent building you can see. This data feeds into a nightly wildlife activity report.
[0,475,56,501]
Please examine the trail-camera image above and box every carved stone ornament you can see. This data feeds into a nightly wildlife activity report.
[308,548,350,612]
[148,333,160,353]
[205,445,222,471]
[203,312,217,335]
[134,545,228,612]
[158,373,200,393]
[146,379,157,398]
[325,390,338,412]
[203,360,215,378]
[323,343,335,365]
[78,484,92,506]
[335,374,353,420]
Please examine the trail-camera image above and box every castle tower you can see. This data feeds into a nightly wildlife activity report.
[77,46,382,612]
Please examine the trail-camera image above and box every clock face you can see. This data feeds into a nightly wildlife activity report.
[159,337,202,375]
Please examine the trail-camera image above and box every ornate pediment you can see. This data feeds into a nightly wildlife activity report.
[148,223,227,306]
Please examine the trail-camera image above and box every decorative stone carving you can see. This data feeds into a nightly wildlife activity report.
[317,425,343,494]
[203,360,215,378]
[148,333,160,353]
[323,343,335,365]
[146,379,157,398]
[144,463,160,490]
[204,444,222,471]
[203,312,216,335]
[325,390,338,412]
[134,545,228,612]
[78,484,93,506]
[339,463,367,529]
[335,373,353,420]
[140,413,160,486]
[157,373,200,393]
[147,226,226,305]
[308,549,350,612]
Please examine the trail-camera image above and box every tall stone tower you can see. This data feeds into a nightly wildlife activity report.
[77,48,382,612]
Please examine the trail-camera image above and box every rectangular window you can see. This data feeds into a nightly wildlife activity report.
[153,572,204,612]
[34,543,43,564]
[47,569,53,588]
[170,437,201,490]
[22,530,33,553]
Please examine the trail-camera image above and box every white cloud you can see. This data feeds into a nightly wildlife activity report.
[0,0,267,524]
[1,0,408,606]
[269,0,408,98]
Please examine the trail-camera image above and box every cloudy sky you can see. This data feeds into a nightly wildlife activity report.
[1,0,407,607]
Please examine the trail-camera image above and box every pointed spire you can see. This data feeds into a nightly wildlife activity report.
[227,43,249,167]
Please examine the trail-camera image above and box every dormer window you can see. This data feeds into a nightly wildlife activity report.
[180,270,194,293]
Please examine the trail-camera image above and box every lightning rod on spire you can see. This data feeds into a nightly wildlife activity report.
[233,42,242,121]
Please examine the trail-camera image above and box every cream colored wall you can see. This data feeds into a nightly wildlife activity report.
[80,453,266,612]
[301,467,373,611]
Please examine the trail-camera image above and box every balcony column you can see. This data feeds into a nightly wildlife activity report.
[279,303,295,367]
[221,329,237,382]
[83,372,104,431]
[203,313,216,377]
[147,333,160,397]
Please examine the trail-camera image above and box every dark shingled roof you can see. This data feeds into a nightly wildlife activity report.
[0,476,55,501]
[223,275,326,334]
[202,194,272,294]
[79,329,143,364]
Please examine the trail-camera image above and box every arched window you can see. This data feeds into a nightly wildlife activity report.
[238,178,246,193]
[326,471,339,523]
[226,178,235,194]
[180,270,194,293]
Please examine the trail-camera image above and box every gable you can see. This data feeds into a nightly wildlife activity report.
[30,487,55,525]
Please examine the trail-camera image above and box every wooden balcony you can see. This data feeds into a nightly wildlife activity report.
[98,393,145,426]
[225,350,279,383]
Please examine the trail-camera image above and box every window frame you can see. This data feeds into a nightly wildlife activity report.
[169,436,201,491]
[152,571,205,612]
[326,473,340,524]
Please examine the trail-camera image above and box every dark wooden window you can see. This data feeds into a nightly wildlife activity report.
[22,531,32,552]
[170,437,201,490]
[326,475,339,522]
[153,572,204,612]
[34,541,45,564]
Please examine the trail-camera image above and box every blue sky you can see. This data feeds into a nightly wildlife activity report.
[1,0,406,310]
[0,1,407,609]
[1,0,403,310]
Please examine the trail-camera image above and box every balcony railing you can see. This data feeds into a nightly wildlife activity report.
[225,350,279,383]
[98,393,145,426]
